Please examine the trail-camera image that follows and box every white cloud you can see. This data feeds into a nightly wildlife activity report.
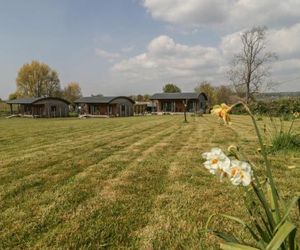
[229,0,300,29]
[111,23,300,91]
[95,48,120,62]
[142,0,300,29]
[269,23,300,59]
[112,35,223,84]
[219,23,300,61]
[143,0,231,26]
[220,30,243,60]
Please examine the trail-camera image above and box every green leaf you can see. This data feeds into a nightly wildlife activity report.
[254,221,271,244]
[213,231,240,243]
[274,196,299,232]
[205,214,216,232]
[252,183,276,230]
[220,242,260,250]
[266,221,297,250]
[245,200,272,242]
[206,214,242,244]
[266,181,280,224]
[288,225,297,250]
[259,210,273,237]
[220,214,260,242]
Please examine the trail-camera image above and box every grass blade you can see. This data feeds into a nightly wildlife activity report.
[220,214,260,242]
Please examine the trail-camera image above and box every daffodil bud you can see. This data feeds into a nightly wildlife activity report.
[228,145,238,153]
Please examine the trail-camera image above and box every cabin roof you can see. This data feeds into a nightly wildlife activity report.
[74,96,135,104]
[150,92,207,100]
[6,97,70,105]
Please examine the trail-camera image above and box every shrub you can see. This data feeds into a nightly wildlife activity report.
[267,113,300,152]
[231,98,300,117]
[271,133,300,152]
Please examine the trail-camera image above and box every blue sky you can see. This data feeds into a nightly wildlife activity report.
[1,0,300,99]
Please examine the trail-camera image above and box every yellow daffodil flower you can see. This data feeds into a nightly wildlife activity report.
[211,103,232,125]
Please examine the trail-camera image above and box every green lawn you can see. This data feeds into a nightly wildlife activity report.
[0,115,299,249]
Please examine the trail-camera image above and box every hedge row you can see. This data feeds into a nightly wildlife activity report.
[231,98,300,116]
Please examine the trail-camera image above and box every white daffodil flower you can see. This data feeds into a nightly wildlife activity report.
[202,148,231,176]
[227,159,252,186]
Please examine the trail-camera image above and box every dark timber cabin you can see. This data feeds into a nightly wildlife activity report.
[6,97,70,118]
[150,92,208,113]
[74,96,135,117]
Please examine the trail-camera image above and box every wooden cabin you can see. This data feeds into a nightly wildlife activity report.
[6,97,70,118]
[74,96,135,117]
[150,92,208,113]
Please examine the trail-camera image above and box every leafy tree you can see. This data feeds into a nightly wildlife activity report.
[16,60,61,97]
[8,92,18,100]
[143,94,151,101]
[136,94,144,102]
[130,94,151,102]
[228,26,277,103]
[194,81,217,106]
[163,83,181,93]
[62,82,82,103]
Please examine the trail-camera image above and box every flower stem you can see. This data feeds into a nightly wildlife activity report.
[233,102,281,223]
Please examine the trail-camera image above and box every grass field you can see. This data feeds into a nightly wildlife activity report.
[0,115,299,249]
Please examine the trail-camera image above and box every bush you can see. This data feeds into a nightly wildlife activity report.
[267,114,300,152]
[231,98,300,117]
[270,132,300,152]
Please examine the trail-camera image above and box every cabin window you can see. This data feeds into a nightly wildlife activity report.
[187,101,195,112]
[51,106,56,112]
[162,102,175,112]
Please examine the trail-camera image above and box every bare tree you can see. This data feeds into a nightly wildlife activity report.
[228,26,277,103]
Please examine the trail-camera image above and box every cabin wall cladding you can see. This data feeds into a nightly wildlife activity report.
[198,94,207,111]
[34,99,69,117]
[113,98,134,116]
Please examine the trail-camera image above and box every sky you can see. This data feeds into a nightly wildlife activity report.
[1,0,300,99]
